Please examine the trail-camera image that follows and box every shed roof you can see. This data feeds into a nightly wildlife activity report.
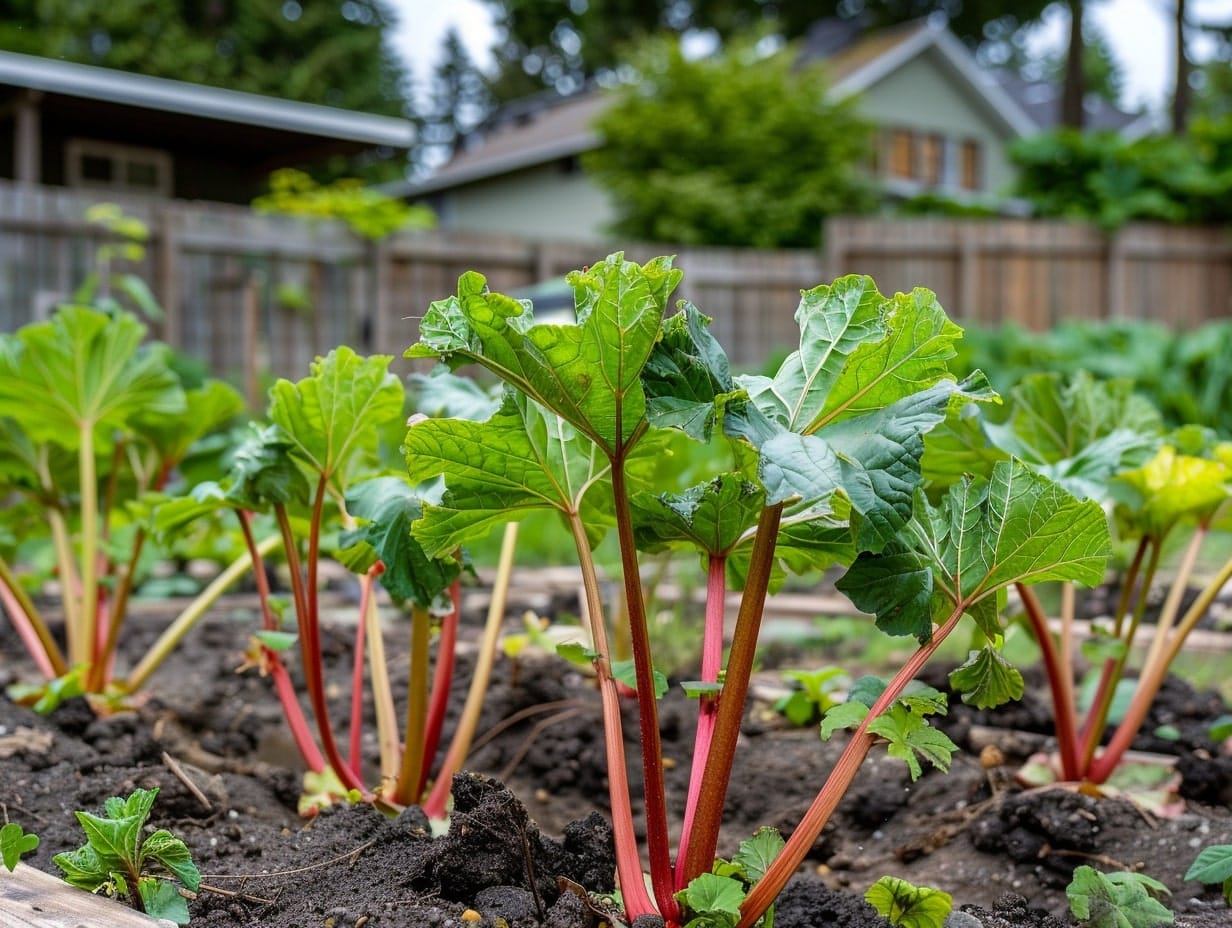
[0,50,414,148]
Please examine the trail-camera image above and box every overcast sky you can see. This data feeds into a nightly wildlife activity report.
[388,0,1229,112]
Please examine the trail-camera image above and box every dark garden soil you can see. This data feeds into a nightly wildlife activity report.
[2,578,1231,928]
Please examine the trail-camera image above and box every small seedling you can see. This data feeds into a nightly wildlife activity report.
[864,875,952,928]
[0,822,39,871]
[1066,866,1173,928]
[676,827,784,927]
[1185,845,1232,905]
[53,787,200,925]
[772,667,848,726]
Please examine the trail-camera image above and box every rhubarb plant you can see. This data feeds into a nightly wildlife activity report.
[405,254,1111,927]
[0,302,254,709]
[924,372,1232,792]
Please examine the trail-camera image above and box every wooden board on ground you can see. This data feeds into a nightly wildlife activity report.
[0,863,177,928]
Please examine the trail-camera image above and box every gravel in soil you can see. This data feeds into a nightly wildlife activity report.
[3,593,1232,927]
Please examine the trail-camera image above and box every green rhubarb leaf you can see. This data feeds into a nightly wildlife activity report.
[866,704,958,781]
[1067,866,1174,928]
[407,391,610,557]
[949,647,1025,710]
[820,701,869,739]
[737,278,963,435]
[254,630,297,652]
[136,379,245,465]
[141,830,200,892]
[678,872,746,928]
[1185,845,1232,885]
[138,877,191,925]
[0,306,184,452]
[269,346,404,493]
[343,476,459,608]
[0,823,39,871]
[865,875,953,928]
[632,475,764,556]
[920,400,1009,494]
[611,658,669,699]
[839,460,1110,641]
[407,253,681,455]
[731,827,785,884]
[1115,445,1232,537]
[642,302,735,442]
[408,366,502,421]
[226,424,312,509]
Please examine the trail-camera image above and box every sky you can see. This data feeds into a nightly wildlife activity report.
[387,0,1230,113]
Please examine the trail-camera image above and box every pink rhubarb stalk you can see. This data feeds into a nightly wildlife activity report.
[1017,583,1082,780]
[348,562,385,777]
[416,579,461,800]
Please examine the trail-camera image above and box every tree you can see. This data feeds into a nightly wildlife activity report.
[1173,0,1191,135]
[415,28,494,172]
[1060,0,1087,128]
[583,35,875,248]
[481,0,1052,101]
[0,0,409,117]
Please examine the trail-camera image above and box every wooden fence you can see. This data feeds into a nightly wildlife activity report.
[824,217,1232,328]
[1,183,1230,400]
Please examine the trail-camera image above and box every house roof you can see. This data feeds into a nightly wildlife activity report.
[0,50,414,148]
[994,70,1162,139]
[404,18,1037,198]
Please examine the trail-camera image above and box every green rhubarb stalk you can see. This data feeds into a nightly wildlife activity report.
[423,522,519,820]
[123,534,282,692]
[737,605,967,928]
[394,604,433,806]
[349,563,384,777]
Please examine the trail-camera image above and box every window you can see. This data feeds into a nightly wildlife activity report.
[921,133,944,187]
[66,140,172,197]
[960,139,982,191]
[888,129,915,181]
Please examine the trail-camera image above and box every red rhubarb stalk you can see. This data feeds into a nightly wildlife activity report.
[416,578,461,800]
[1017,583,1082,780]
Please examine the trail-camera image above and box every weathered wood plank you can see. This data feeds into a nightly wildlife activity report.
[0,864,177,927]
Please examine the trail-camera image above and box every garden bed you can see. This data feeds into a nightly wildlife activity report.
[2,585,1231,928]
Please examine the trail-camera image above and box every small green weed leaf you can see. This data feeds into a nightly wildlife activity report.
[678,872,745,927]
[269,346,404,492]
[344,476,459,608]
[633,475,764,557]
[1067,866,1174,928]
[820,702,869,740]
[556,641,601,665]
[1208,716,1232,742]
[864,875,953,928]
[1115,445,1231,537]
[226,424,311,509]
[848,675,888,707]
[896,682,948,717]
[109,787,159,823]
[141,830,200,892]
[138,877,191,925]
[75,810,140,871]
[731,826,785,885]
[682,680,725,698]
[611,659,668,699]
[840,461,1110,640]
[949,647,1025,709]
[53,843,105,890]
[253,630,297,652]
[1185,845,1232,885]
[643,302,734,441]
[407,392,610,557]
[408,254,681,455]
[0,823,39,871]
[0,306,184,452]
[866,705,958,781]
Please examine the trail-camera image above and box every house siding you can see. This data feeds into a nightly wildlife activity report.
[436,163,616,242]
[855,51,1017,196]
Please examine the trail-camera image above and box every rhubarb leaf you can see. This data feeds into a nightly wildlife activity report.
[407,253,681,455]
[141,830,201,892]
[678,872,745,927]
[643,302,735,441]
[407,392,610,557]
[136,379,245,465]
[269,347,404,493]
[949,647,1025,709]
[1115,445,1232,537]
[225,424,312,509]
[865,875,953,928]
[632,475,764,556]
[1067,866,1173,928]
[866,704,958,781]
[839,460,1110,640]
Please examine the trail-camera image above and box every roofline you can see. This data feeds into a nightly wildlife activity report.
[830,21,1038,138]
[0,50,414,148]
[402,132,601,196]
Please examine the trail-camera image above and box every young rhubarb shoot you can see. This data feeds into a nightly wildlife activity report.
[865,875,953,928]
[1066,866,1173,928]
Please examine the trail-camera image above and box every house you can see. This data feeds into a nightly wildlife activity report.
[402,18,1040,243]
[0,50,414,203]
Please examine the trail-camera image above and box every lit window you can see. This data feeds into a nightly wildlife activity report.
[888,129,915,180]
[961,140,982,191]
[921,133,944,187]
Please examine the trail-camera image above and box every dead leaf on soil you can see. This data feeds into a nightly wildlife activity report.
[0,726,53,757]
